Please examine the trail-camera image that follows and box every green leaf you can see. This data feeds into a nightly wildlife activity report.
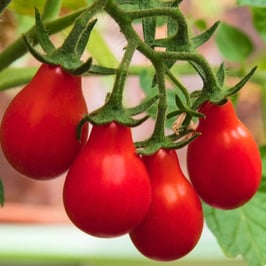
[237,0,266,7]
[252,7,266,41]
[204,146,266,266]
[215,22,254,62]
[0,180,4,207]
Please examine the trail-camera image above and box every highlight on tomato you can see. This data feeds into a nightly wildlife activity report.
[0,63,88,180]
[63,122,151,238]
[186,100,262,210]
[129,148,203,261]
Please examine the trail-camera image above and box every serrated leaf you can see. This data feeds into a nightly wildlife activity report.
[237,0,266,7]
[215,22,254,62]
[0,180,4,207]
[204,146,266,266]
[252,7,266,41]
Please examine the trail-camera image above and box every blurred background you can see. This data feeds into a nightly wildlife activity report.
[0,0,265,265]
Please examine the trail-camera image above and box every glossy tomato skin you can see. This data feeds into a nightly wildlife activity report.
[63,122,151,238]
[0,64,88,180]
[187,100,262,209]
[129,149,203,261]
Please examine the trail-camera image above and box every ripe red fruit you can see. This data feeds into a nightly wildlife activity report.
[0,64,88,179]
[187,100,262,209]
[130,149,203,261]
[63,122,151,238]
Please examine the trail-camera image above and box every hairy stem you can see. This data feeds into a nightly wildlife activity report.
[152,61,168,140]
[158,51,220,91]
[0,7,86,71]
[108,40,138,106]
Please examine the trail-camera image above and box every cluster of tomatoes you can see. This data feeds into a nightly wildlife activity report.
[0,63,262,261]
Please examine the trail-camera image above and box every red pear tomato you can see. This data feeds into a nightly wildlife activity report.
[63,122,151,238]
[0,64,88,180]
[130,149,203,261]
[186,100,262,209]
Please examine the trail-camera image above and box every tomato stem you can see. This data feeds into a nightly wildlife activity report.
[41,0,62,21]
[107,40,138,107]
[159,51,221,94]
[165,68,190,105]
[0,7,86,71]
[151,61,168,141]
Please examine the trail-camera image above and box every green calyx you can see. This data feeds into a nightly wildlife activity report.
[23,8,98,75]
[76,94,159,140]
[89,94,159,126]
[135,131,200,155]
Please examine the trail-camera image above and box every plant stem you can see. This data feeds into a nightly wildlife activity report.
[158,50,220,91]
[42,0,62,21]
[165,68,190,104]
[0,7,86,71]
[104,0,158,61]
[152,61,168,141]
[128,7,190,45]
[0,67,37,91]
[108,40,138,107]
